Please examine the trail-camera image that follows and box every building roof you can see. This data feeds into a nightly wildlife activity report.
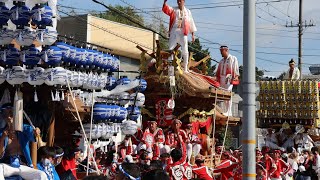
[58,14,154,60]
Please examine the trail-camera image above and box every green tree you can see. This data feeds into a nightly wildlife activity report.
[239,65,264,80]
[278,72,286,80]
[96,5,144,28]
[215,127,234,149]
[188,38,215,75]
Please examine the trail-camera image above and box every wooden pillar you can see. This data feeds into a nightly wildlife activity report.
[47,105,55,147]
[31,142,37,168]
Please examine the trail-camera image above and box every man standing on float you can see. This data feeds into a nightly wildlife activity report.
[163,0,197,72]
[216,45,239,116]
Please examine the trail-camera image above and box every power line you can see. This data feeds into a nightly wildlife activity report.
[139,0,295,12]
[261,0,298,21]
[256,3,287,23]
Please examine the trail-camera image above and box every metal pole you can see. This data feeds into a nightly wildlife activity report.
[242,0,256,179]
[298,0,303,77]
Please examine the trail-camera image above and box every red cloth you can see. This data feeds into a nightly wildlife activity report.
[162,4,190,36]
[192,165,213,180]
[166,141,190,180]
[257,163,268,180]
[56,158,78,179]
[212,161,237,180]
[216,57,238,85]
[190,71,220,88]
[131,128,143,145]
[191,116,212,134]
[143,127,165,144]
[271,158,289,179]
[156,98,173,127]
[233,164,242,180]
[265,156,277,179]
[165,129,188,148]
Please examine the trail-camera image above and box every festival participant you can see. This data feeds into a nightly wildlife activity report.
[165,119,188,150]
[166,133,192,180]
[294,125,314,152]
[105,151,118,180]
[37,146,60,180]
[233,151,242,180]
[162,0,197,72]
[257,163,268,180]
[0,103,47,180]
[53,146,64,167]
[56,147,81,179]
[185,124,201,163]
[265,128,284,151]
[270,150,289,180]
[215,45,239,116]
[283,59,300,80]
[311,147,320,179]
[261,146,277,179]
[160,153,172,170]
[256,149,268,180]
[302,150,316,180]
[115,162,141,180]
[118,135,134,161]
[191,155,213,180]
[212,151,238,180]
[277,123,294,150]
[141,120,170,156]
[131,128,144,154]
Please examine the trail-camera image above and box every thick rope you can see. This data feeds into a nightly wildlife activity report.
[66,77,100,175]
[87,90,95,176]
[211,90,218,167]
[218,93,232,163]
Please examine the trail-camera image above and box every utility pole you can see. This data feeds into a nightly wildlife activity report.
[242,1,256,180]
[286,0,315,77]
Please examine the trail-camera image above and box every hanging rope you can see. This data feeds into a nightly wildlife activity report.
[86,90,95,176]
[211,89,218,167]
[65,76,101,175]
[218,94,232,163]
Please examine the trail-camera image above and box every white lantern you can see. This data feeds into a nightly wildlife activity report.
[119,92,130,106]
[42,27,57,46]
[15,27,36,47]
[82,72,92,90]
[0,28,14,45]
[44,68,54,86]
[0,66,6,84]
[52,67,67,86]
[66,70,73,87]
[44,67,67,86]
[27,67,45,86]
[77,72,85,87]
[6,66,27,85]
[70,71,78,87]
[121,120,138,135]
[32,0,49,4]
[129,93,145,107]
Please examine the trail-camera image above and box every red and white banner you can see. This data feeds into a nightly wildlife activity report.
[155,98,173,127]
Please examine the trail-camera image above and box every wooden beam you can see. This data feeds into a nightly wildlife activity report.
[190,55,211,68]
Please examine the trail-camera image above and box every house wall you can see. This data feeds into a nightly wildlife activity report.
[87,15,154,60]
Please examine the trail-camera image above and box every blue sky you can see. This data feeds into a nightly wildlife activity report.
[59,0,320,77]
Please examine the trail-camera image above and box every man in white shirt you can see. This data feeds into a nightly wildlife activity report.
[284,59,300,80]
[215,45,239,116]
[163,0,197,72]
